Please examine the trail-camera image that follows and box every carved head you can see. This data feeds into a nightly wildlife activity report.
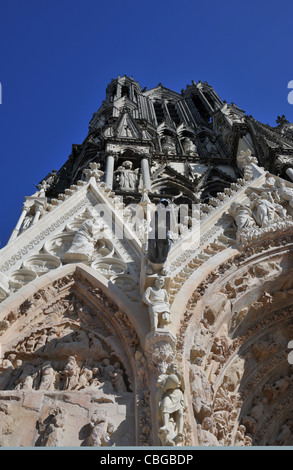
[123,160,133,170]
[155,277,165,289]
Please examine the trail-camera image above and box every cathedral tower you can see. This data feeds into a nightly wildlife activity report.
[1,76,293,447]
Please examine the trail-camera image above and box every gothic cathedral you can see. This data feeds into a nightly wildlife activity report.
[1,75,293,447]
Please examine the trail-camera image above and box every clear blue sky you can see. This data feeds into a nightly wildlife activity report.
[0,0,293,246]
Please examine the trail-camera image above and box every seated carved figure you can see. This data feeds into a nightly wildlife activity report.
[65,218,105,260]
[143,277,171,330]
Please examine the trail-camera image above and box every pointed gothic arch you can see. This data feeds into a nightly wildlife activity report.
[177,241,293,446]
[0,264,151,447]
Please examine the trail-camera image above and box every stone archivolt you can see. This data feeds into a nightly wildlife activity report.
[2,77,293,447]
[0,268,150,447]
[180,247,293,446]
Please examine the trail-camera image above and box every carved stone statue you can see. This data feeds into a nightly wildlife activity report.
[65,218,105,260]
[161,136,176,155]
[115,160,139,190]
[204,136,219,157]
[228,202,256,231]
[38,361,56,391]
[249,191,286,227]
[37,406,66,447]
[276,179,293,208]
[182,137,198,156]
[143,277,171,330]
[156,363,186,446]
[60,356,80,390]
[88,410,114,447]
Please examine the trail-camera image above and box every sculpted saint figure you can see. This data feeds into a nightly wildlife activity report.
[182,137,198,156]
[88,410,114,447]
[277,180,293,208]
[228,202,256,231]
[249,191,286,227]
[204,136,219,157]
[65,218,105,259]
[115,160,139,190]
[37,407,66,447]
[157,363,186,446]
[143,277,171,330]
[38,361,56,391]
[60,356,80,390]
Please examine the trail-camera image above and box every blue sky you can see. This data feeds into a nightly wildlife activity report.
[0,0,293,245]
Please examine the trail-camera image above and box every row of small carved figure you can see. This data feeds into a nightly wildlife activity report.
[36,406,115,447]
[0,355,129,394]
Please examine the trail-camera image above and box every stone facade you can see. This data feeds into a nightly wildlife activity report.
[1,76,293,447]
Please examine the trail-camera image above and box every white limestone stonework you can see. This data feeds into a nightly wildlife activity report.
[1,76,293,447]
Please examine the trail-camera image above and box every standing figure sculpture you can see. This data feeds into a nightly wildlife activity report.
[143,277,171,330]
[156,363,186,446]
[115,161,139,190]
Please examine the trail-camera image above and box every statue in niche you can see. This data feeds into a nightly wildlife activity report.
[182,137,198,156]
[64,218,105,260]
[87,410,114,447]
[115,160,139,190]
[249,191,286,227]
[157,363,186,446]
[143,277,171,331]
[161,136,176,155]
[37,406,66,447]
[203,135,220,157]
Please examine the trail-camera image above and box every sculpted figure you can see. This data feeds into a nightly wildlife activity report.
[228,202,256,231]
[143,277,171,330]
[277,179,293,208]
[76,365,93,390]
[157,363,186,446]
[61,356,80,390]
[0,355,16,390]
[110,363,127,393]
[88,410,114,447]
[37,407,66,447]
[197,417,220,446]
[65,218,105,259]
[161,136,176,155]
[182,137,198,156]
[115,160,139,190]
[249,191,286,227]
[38,361,56,391]
[14,364,37,390]
[204,136,219,157]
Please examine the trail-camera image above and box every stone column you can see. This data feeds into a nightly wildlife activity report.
[141,156,152,191]
[8,204,29,243]
[286,167,293,182]
[105,154,115,189]
[32,200,45,225]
